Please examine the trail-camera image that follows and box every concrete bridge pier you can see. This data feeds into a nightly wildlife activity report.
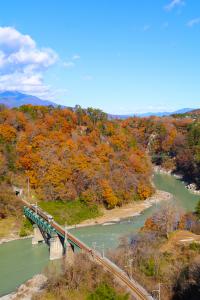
[49,234,63,260]
[32,224,44,245]
[65,242,75,264]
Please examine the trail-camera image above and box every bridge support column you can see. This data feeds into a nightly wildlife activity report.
[32,224,44,245]
[65,242,75,265]
[49,234,63,260]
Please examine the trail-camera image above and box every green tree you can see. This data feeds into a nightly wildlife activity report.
[87,107,107,125]
[87,283,129,300]
[74,104,85,125]
[195,200,200,219]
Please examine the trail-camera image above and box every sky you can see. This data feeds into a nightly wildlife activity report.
[0,0,200,114]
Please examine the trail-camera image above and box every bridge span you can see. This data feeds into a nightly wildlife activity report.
[22,199,154,300]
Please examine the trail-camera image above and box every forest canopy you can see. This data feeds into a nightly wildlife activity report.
[1,104,200,222]
[0,105,153,217]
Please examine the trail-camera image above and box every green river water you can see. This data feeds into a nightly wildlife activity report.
[0,173,200,296]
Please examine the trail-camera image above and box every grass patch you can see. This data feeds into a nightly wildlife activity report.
[189,241,200,252]
[19,218,33,237]
[0,217,23,238]
[39,200,101,225]
[0,217,16,237]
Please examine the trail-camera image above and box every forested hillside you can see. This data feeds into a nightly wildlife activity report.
[122,116,200,187]
[0,105,153,226]
[0,104,200,230]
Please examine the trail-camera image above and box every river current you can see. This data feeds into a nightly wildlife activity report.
[0,173,199,296]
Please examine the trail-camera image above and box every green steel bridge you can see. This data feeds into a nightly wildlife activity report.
[23,205,82,253]
[22,199,154,300]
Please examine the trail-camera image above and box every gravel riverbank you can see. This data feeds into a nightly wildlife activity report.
[68,189,172,229]
[0,274,47,300]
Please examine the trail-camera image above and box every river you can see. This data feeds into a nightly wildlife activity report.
[0,173,199,296]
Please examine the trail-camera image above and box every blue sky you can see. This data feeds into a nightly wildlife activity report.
[0,0,200,114]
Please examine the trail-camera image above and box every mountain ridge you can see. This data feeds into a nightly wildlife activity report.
[109,108,194,119]
[0,91,60,108]
[0,91,196,118]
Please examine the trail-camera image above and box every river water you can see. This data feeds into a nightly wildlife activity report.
[0,173,199,296]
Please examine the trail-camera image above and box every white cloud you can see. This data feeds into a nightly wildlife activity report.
[72,54,80,60]
[187,18,200,27]
[0,27,35,52]
[0,72,50,96]
[164,0,185,11]
[63,54,80,69]
[0,26,58,98]
[63,61,75,68]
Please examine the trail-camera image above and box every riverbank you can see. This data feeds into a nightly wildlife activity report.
[1,172,198,298]
[0,274,47,300]
[0,235,33,246]
[0,189,172,242]
[0,217,21,244]
[153,165,200,195]
[68,189,172,229]
[0,189,172,298]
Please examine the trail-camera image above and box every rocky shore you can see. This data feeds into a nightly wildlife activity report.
[153,165,200,195]
[186,183,200,195]
[0,274,47,300]
[153,165,182,179]
[0,235,33,246]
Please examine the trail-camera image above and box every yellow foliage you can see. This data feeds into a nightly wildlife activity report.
[101,180,119,208]
[0,124,16,142]
[137,182,153,200]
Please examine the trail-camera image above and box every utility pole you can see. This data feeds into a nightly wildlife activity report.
[65,224,67,239]
[125,258,133,280]
[93,243,105,257]
[129,258,133,280]
[158,283,161,300]
[92,242,97,251]
[27,177,30,201]
[64,224,68,255]
[152,282,161,300]
[102,243,105,258]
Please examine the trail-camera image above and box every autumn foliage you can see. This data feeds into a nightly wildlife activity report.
[0,105,153,212]
[122,115,200,188]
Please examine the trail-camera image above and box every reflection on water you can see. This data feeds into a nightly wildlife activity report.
[0,173,199,296]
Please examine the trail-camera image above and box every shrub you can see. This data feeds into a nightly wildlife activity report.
[87,283,129,300]
[19,218,33,237]
[189,242,200,252]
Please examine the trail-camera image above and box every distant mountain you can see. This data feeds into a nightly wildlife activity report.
[109,108,194,119]
[0,91,61,108]
[186,109,200,116]
[138,108,194,117]
[173,108,194,115]
[0,91,196,119]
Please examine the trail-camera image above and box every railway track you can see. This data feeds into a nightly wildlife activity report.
[21,199,154,300]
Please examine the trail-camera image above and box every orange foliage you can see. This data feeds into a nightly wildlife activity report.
[0,105,155,204]
[0,124,16,142]
[101,179,119,208]
[137,182,153,200]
